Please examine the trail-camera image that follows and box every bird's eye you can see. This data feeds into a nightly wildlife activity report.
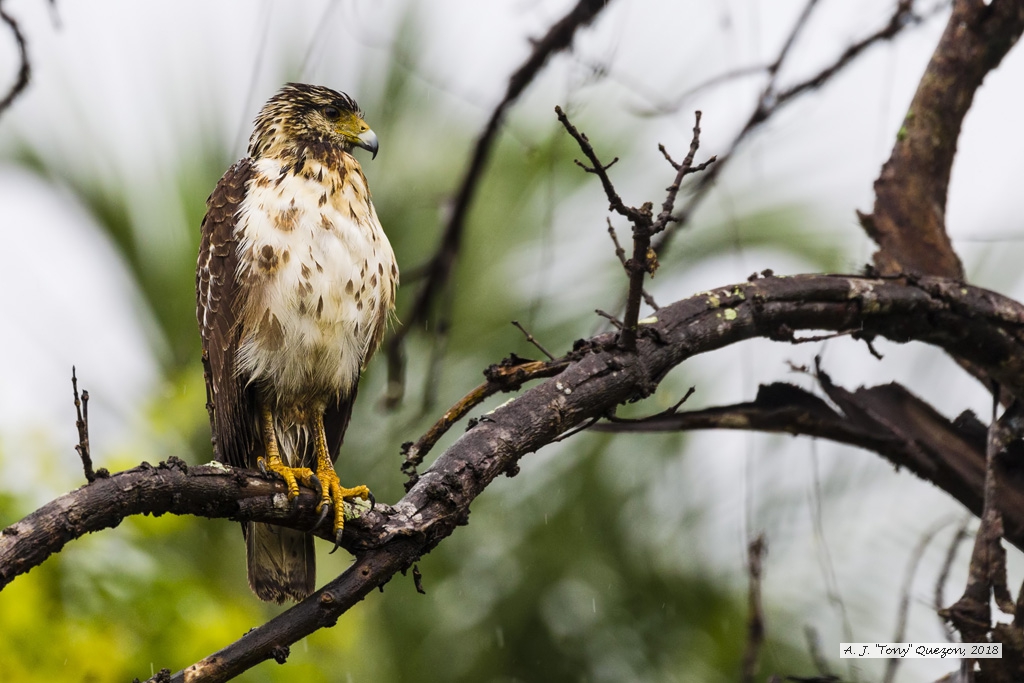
[323,106,341,121]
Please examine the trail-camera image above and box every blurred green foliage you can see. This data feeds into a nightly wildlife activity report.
[0,15,842,683]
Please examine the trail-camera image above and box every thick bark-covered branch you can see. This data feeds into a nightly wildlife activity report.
[170,272,1024,681]
[596,378,1024,552]
[860,0,1024,277]
[0,458,398,590]
[7,273,1024,681]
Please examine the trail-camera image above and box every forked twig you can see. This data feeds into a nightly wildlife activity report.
[557,108,715,350]
[401,356,570,487]
[71,367,96,483]
[511,320,555,360]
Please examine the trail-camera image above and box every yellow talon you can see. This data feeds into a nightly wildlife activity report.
[260,407,317,504]
[312,412,370,545]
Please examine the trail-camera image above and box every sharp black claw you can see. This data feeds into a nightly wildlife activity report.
[330,530,344,555]
[309,473,322,499]
[368,491,376,510]
[258,459,268,476]
[315,502,331,530]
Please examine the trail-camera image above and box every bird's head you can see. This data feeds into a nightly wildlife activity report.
[249,83,378,161]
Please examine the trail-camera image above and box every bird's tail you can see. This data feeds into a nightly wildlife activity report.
[246,521,315,604]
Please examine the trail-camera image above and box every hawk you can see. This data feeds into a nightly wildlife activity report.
[196,83,397,603]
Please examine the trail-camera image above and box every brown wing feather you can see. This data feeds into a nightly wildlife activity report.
[324,387,357,463]
[197,158,258,469]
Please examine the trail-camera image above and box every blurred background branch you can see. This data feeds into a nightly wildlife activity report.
[0,0,29,117]
[384,0,614,409]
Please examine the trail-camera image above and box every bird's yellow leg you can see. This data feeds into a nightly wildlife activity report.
[312,411,371,541]
[257,405,317,503]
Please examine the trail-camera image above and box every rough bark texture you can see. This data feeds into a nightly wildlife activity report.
[860,0,1024,277]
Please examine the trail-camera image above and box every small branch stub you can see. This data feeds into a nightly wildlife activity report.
[72,367,96,483]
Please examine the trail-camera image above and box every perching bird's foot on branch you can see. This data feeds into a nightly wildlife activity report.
[312,464,372,551]
[308,410,373,548]
[256,405,319,509]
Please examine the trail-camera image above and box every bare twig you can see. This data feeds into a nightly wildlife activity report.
[551,414,602,443]
[623,110,714,350]
[638,0,822,118]
[558,107,714,350]
[607,219,627,263]
[511,320,555,360]
[594,308,623,329]
[803,626,833,679]
[640,64,769,117]
[935,516,972,642]
[607,221,659,310]
[770,326,865,345]
[401,355,571,487]
[605,386,696,424]
[651,111,714,234]
[885,516,958,683]
[555,105,645,223]
[386,0,615,405]
[71,367,96,484]
[770,0,824,79]
[742,534,767,683]
[0,0,30,118]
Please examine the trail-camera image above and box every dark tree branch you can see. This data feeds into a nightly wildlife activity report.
[0,458,407,591]
[164,274,1024,680]
[860,0,1024,278]
[6,274,1024,681]
[594,373,1024,552]
[385,0,615,406]
[940,400,1024,680]
[0,0,30,118]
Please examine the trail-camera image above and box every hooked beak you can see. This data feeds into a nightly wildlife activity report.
[355,128,379,159]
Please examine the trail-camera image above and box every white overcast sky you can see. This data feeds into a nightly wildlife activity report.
[1,1,1023,677]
